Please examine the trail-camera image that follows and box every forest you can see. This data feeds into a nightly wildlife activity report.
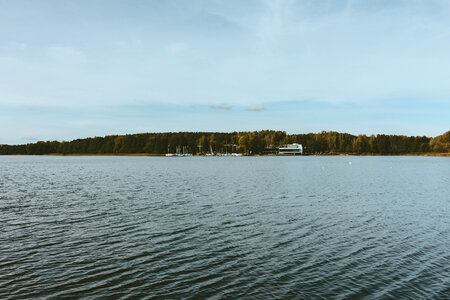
[0,130,449,155]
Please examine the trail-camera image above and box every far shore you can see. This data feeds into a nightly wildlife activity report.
[3,152,448,157]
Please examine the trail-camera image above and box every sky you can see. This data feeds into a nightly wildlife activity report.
[1,0,449,144]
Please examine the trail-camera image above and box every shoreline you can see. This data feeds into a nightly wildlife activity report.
[1,153,448,157]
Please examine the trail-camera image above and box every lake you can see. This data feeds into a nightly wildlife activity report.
[0,156,449,299]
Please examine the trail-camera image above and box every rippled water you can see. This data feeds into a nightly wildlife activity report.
[1,156,449,299]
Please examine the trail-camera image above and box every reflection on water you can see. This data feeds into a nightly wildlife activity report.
[1,156,449,299]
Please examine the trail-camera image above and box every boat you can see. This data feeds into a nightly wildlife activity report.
[165,145,175,156]
[278,143,303,155]
[182,146,192,156]
[166,145,191,157]
[205,145,214,156]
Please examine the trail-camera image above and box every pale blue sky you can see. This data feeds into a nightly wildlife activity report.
[1,0,449,144]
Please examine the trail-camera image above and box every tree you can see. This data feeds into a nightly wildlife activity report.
[430,131,450,153]
[353,135,369,154]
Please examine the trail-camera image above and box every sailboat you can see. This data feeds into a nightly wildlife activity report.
[165,145,175,156]
[183,146,192,156]
[176,145,183,157]
[205,145,214,156]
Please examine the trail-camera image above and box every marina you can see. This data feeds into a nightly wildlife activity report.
[165,143,304,156]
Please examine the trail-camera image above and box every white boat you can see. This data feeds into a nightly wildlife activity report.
[166,145,175,157]
[205,145,214,156]
[182,146,192,156]
[278,143,303,155]
[166,146,192,157]
[231,153,243,156]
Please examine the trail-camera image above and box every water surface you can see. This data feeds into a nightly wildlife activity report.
[1,156,449,299]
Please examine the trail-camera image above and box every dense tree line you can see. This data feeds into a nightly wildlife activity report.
[0,130,448,155]
[429,131,450,153]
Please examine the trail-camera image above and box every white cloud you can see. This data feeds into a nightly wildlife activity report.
[1,0,450,110]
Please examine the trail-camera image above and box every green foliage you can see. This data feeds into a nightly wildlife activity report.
[0,130,447,155]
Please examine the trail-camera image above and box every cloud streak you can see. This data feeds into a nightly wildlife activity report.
[210,104,232,110]
[22,136,38,142]
[245,104,266,112]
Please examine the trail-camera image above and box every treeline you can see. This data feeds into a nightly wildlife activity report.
[0,130,448,155]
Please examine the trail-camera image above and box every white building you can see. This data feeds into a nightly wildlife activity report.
[278,143,303,155]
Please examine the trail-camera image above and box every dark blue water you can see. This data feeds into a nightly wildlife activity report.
[1,156,449,299]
